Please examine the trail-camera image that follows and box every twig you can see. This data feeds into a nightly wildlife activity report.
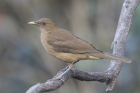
[26,0,140,93]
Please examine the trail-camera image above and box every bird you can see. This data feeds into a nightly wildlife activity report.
[28,18,131,78]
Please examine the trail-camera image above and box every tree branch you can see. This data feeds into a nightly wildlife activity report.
[26,0,140,93]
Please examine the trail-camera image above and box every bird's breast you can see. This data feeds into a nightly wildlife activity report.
[41,33,52,53]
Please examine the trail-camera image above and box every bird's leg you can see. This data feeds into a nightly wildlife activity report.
[60,63,73,76]
[56,63,74,80]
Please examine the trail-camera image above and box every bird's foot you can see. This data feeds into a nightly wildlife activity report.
[55,63,74,81]
[55,67,71,82]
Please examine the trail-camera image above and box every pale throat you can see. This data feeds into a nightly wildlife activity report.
[40,28,51,34]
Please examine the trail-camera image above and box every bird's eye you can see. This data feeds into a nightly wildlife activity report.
[42,22,46,26]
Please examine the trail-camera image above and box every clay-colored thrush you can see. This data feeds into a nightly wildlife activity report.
[28,18,131,77]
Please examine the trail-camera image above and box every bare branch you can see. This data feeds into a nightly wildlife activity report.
[26,0,140,93]
[107,0,140,91]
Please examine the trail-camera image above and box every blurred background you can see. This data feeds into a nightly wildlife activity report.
[0,0,140,93]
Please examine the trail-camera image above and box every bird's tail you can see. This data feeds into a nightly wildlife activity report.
[89,52,131,63]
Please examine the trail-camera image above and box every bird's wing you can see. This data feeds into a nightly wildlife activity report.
[48,29,102,54]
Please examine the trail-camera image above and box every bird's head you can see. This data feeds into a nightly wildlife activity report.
[28,18,56,32]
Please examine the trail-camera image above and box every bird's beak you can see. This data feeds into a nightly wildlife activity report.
[28,21,37,25]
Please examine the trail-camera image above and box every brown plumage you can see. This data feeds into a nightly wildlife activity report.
[28,18,131,77]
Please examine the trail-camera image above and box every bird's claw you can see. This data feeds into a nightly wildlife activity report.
[55,75,65,82]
